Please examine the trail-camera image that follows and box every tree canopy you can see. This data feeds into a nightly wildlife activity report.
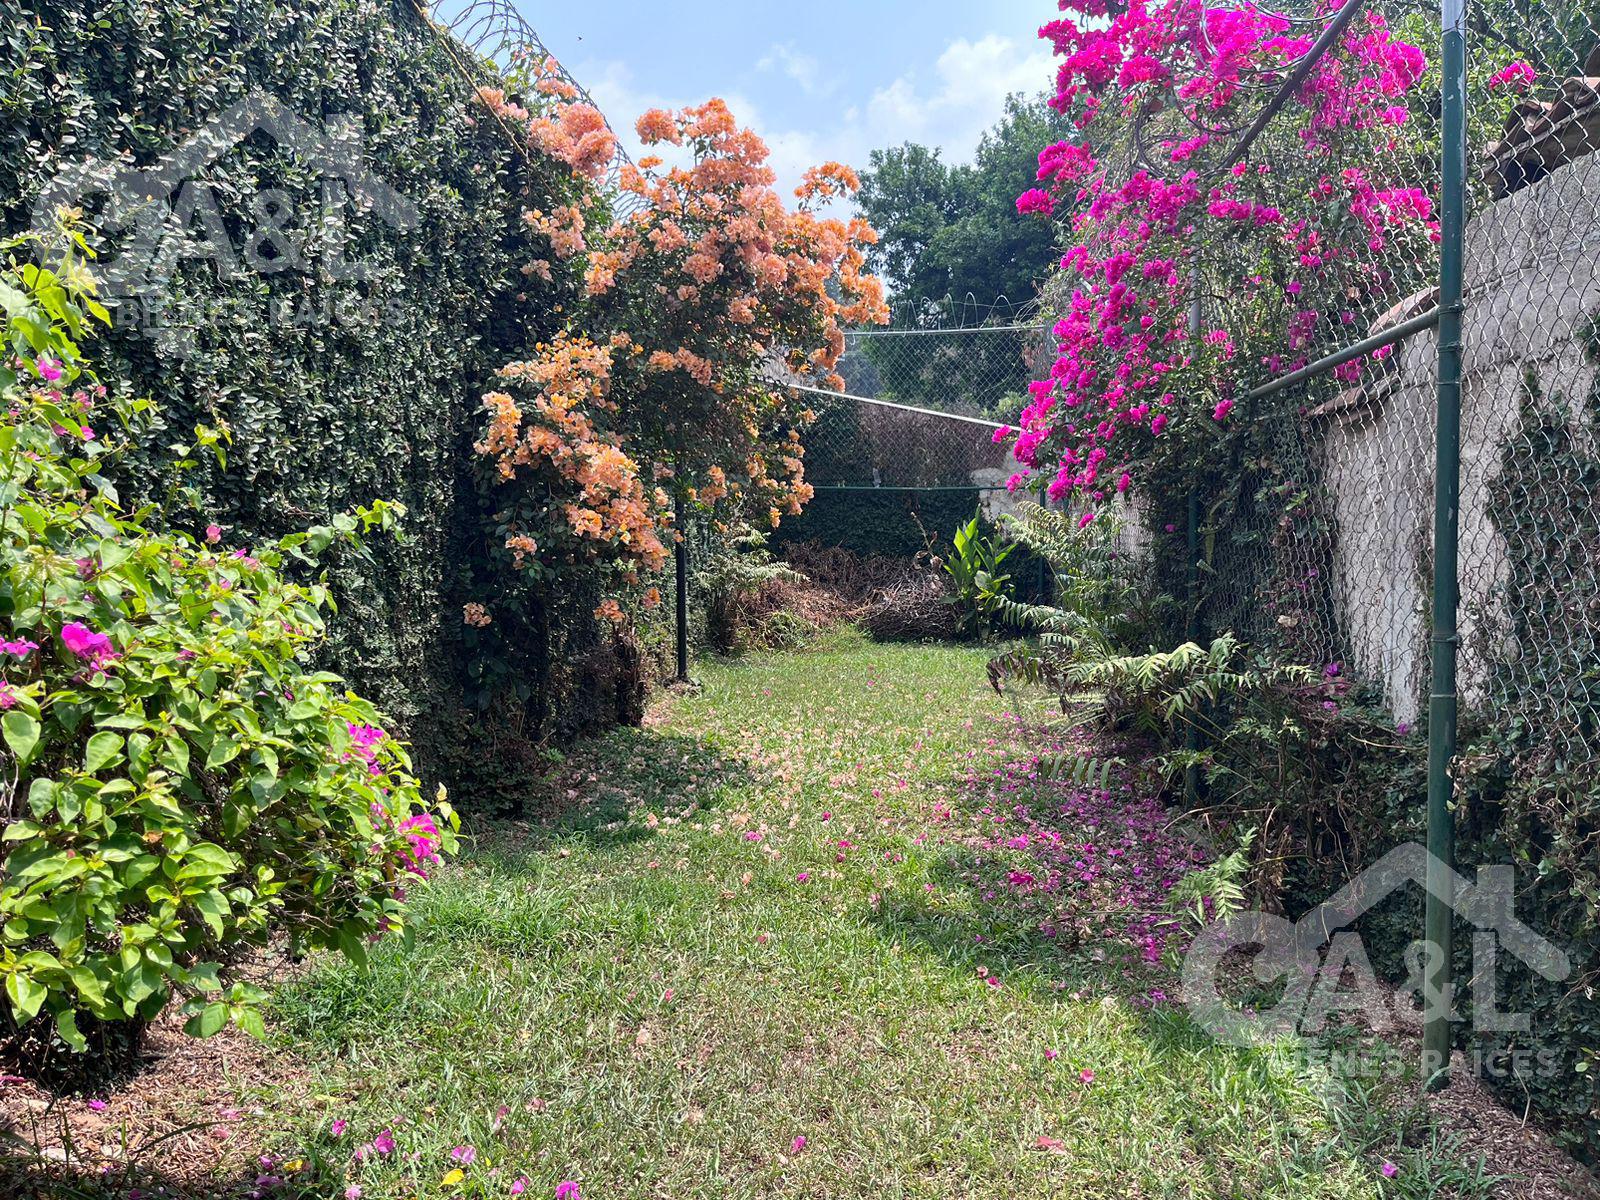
[856,93,1074,320]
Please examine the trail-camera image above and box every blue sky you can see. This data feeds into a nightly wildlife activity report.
[519,1,1058,201]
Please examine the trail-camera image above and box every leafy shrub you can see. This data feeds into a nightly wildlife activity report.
[694,526,841,654]
[940,511,1016,635]
[0,233,456,1052]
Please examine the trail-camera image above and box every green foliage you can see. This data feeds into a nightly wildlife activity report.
[0,0,590,792]
[0,232,456,1050]
[941,511,1015,635]
[693,525,807,655]
[1167,827,1255,926]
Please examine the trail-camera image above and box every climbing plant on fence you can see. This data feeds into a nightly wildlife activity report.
[1009,0,1600,1156]
[0,0,636,802]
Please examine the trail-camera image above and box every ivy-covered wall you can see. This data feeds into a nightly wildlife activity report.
[0,0,603,795]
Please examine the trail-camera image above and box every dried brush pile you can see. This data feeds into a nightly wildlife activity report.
[780,540,961,642]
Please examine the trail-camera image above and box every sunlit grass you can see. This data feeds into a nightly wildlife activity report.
[258,634,1490,1199]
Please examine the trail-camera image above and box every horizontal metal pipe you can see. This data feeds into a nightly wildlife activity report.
[845,324,1049,338]
[810,484,1011,493]
[1244,305,1441,401]
[776,381,1008,430]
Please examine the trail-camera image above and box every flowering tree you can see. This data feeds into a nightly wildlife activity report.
[471,82,886,624]
[1004,0,1439,522]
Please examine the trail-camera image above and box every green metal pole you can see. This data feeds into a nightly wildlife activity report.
[1423,0,1467,1087]
[674,495,690,683]
[1183,265,1204,808]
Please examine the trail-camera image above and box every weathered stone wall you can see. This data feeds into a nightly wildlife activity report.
[1308,152,1600,722]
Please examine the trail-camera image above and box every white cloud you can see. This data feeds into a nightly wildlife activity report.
[756,43,833,98]
[574,31,1053,214]
[862,34,1054,157]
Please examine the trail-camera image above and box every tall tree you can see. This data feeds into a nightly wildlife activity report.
[851,94,1075,414]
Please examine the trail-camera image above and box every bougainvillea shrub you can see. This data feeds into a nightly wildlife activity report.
[0,232,456,1049]
[469,80,888,623]
[1004,0,1439,519]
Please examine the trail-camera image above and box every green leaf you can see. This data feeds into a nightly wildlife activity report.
[3,711,41,766]
[185,1001,228,1038]
[205,735,241,769]
[192,890,229,939]
[55,1009,86,1052]
[235,1006,267,1040]
[84,730,124,774]
[5,972,46,1023]
[285,699,321,721]
[175,843,236,881]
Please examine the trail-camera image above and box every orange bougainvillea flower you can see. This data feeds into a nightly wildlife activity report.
[474,90,887,617]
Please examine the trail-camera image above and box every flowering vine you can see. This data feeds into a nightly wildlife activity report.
[1005,0,1439,519]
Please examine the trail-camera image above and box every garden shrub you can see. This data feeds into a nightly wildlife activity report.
[0,231,456,1053]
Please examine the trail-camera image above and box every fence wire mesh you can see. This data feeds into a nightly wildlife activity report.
[1100,0,1600,793]
[788,306,1045,495]
[423,0,642,214]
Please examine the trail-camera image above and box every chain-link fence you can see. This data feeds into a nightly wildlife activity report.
[422,0,642,214]
[1030,0,1600,1130]
[1169,2,1600,779]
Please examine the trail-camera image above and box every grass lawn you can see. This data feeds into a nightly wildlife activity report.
[252,633,1493,1200]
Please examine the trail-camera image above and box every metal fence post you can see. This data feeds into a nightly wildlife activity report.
[1184,263,1204,808]
[674,494,690,683]
[1423,0,1468,1087]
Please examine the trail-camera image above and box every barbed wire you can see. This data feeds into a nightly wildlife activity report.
[419,0,642,215]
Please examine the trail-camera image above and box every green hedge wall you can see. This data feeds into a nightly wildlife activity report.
[0,0,600,792]
[770,487,982,559]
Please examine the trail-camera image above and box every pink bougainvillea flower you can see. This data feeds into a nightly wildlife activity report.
[205,523,223,543]
[555,1182,581,1200]
[1488,60,1535,90]
[87,1099,106,1112]
[510,1179,528,1196]
[450,1144,477,1165]
[344,1187,362,1200]
[1044,1048,1059,1060]
[1079,1069,1095,1085]
[790,1135,807,1154]
[35,356,63,382]
[370,1128,396,1155]
[0,682,18,711]
[58,621,118,670]
[795,872,810,883]
[0,639,37,659]
[1380,1161,1399,1178]
[1016,188,1056,216]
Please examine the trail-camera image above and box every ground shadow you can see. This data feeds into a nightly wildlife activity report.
[469,728,759,857]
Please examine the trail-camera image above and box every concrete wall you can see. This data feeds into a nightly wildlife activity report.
[1307,153,1600,722]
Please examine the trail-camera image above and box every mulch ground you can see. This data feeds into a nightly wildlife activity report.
[1,1004,307,1199]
